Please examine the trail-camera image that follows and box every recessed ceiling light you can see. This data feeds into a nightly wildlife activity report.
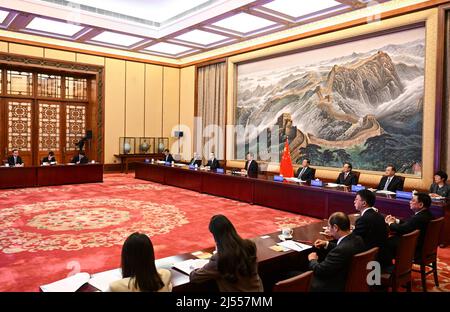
[26,17,84,36]
[91,31,144,46]
[144,42,193,55]
[175,29,228,45]
[212,12,276,34]
[262,0,342,18]
[0,9,9,24]
[67,0,210,24]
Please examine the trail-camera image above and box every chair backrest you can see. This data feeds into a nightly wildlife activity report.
[420,217,444,262]
[397,175,406,188]
[345,247,379,292]
[273,271,313,292]
[310,168,316,180]
[353,171,361,184]
[394,229,420,279]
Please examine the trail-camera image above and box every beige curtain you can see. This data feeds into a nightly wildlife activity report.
[444,12,450,172]
[195,62,226,160]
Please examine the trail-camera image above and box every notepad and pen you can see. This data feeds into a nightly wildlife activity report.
[277,240,312,252]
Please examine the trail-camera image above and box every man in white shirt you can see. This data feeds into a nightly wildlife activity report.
[7,149,24,167]
[307,212,365,292]
[377,165,404,192]
[352,190,389,266]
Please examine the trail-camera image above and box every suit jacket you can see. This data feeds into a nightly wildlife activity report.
[109,269,172,292]
[190,253,263,292]
[164,154,174,163]
[7,155,23,166]
[309,233,365,292]
[429,183,450,198]
[188,158,202,167]
[388,209,433,258]
[206,158,220,170]
[71,155,89,164]
[353,208,389,265]
[296,166,315,181]
[377,175,404,192]
[42,156,56,164]
[245,160,258,177]
[336,172,358,186]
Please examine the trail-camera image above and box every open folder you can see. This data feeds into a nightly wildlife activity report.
[172,259,209,275]
[40,272,90,292]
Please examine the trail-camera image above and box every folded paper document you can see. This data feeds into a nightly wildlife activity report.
[40,272,90,292]
[376,190,396,195]
[172,259,209,275]
[277,240,312,252]
[88,268,122,292]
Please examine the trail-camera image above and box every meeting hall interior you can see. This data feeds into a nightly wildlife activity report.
[1,0,450,295]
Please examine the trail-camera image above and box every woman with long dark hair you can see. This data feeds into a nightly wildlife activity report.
[190,215,263,291]
[109,232,172,292]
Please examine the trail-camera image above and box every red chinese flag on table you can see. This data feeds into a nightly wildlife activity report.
[279,138,293,177]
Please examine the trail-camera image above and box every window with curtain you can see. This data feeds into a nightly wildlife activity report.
[195,62,226,161]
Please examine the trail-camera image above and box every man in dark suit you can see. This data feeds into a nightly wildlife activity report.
[188,152,202,167]
[385,192,433,260]
[206,152,220,170]
[71,151,89,164]
[42,151,56,164]
[7,149,23,167]
[353,189,389,267]
[163,149,174,163]
[242,152,258,177]
[377,165,404,192]
[308,212,365,292]
[335,162,358,186]
[295,158,315,181]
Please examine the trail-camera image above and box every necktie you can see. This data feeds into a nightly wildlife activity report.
[344,173,348,181]
[384,177,392,190]
[299,167,306,178]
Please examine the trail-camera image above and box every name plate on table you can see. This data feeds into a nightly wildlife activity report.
[215,168,224,174]
[144,159,150,163]
[311,180,323,187]
[396,191,413,199]
[273,175,284,182]
[188,165,195,169]
[164,162,171,166]
[351,185,365,192]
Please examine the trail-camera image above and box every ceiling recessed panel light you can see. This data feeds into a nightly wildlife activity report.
[144,42,193,55]
[91,31,144,46]
[175,29,228,45]
[0,10,9,24]
[262,0,342,18]
[67,0,210,24]
[212,12,276,34]
[26,17,84,36]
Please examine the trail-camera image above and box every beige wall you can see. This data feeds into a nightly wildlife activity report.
[0,41,195,165]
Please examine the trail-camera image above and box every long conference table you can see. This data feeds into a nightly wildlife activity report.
[0,164,104,189]
[80,217,328,292]
[135,162,450,246]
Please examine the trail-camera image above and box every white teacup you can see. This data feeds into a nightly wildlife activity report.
[281,227,293,238]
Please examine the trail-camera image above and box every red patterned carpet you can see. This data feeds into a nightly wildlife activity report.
[0,173,318,292]
[0,173,449,292]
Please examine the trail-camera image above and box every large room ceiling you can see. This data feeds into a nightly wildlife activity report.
[0,0,434,63]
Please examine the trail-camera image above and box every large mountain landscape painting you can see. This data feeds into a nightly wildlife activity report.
[236,27,425,174]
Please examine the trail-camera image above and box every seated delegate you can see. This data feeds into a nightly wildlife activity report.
[7,149,24,167]
[190,215,263,291]
[109,232,172,292]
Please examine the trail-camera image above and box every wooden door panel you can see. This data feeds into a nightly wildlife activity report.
[38,102,62,164]
[6,100,33,166]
